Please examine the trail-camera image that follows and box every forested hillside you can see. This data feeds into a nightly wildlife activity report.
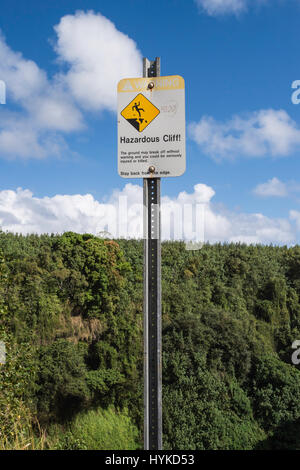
[1,232,300,449]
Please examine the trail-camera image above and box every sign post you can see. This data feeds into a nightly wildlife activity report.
[143,57,162,451]
[117,58,185,450]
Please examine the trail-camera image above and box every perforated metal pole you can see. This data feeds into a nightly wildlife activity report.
[143,57,162,451]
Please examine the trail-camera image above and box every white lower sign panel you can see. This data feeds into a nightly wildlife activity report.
[117,75,186,178]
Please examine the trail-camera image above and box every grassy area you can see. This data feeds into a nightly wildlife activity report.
[47,406,141,450]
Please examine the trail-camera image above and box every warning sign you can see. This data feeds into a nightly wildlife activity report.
[117,75,185,179]
[120,94,160,132]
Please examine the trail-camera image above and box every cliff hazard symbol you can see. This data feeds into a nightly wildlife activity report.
[120,93,160,132]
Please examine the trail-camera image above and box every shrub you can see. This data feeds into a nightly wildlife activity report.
[51,406,140,450]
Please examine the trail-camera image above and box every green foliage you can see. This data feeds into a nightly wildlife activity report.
[0,248,39,446]
[49,406,140,450]
[162,317,266,449]
[2,234,300,449]
[37,339,90,421]
[251,354,300,431]
[0,335,38,446]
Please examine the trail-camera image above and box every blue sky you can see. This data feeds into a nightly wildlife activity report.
[0,0,300,244]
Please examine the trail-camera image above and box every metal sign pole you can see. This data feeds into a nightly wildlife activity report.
[143,57,162,451]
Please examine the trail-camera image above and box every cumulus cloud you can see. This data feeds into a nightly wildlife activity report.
[189,109,300,160]
[290,210,300,231]
[0,34,83,131]
[225,212,293,245]
[0,188,108,234]
[253,177,287,197]
[0,184,296,246]
[0,36,47,103]
[195,0,268,16]
[0,11,142,159]
[0,33,83,158]
[0,108,74,159]
[53,10,142,112]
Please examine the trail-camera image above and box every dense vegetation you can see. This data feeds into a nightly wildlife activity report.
[1,231,300,449]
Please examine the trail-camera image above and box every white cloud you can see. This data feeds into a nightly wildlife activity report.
[0,188,108,234]
[195,0,268,16]
[0,35,47,103]
[0,34,83,132]
[27,89,84,132]
[0,184,296,246]
[0,123,46,159]
[0,33,83,159]
[189,109,300,160]
[253,177,287,197]
[290,210,300,231]
[0,109,73,159]
[195,0,247,15]
[0,11,142,159]
[54,10,142,112]
[226,212,293,245]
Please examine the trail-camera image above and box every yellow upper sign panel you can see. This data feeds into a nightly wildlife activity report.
[118,75,184,93]
[120,93,160,133]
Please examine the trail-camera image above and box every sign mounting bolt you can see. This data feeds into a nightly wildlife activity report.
[148,82,155,90]
[149,166,155,174]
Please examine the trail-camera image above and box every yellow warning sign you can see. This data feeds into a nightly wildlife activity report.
[120,93,160,132]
